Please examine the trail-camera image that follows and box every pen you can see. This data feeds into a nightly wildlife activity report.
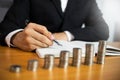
[53,40,62,46]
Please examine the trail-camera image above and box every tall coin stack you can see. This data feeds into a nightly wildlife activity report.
[59,51,70,68]
[72,48,82,67]
[97,40,106,64]
[43,54,54,70]
[84,44,94,65]
[27,59,39,72]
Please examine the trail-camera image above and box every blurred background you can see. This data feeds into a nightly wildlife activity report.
[0,0,120,41]
[97,0,120,41]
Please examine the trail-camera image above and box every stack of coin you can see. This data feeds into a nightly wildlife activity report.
[97,40,106,64]
[59,51,70,68]
[72,48,82,67]
[10,65,21,73]
[84,44,94,65]
[43,54,54,70]
[27,59,39,72]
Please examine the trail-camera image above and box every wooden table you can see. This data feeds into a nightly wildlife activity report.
[0,42,120,80]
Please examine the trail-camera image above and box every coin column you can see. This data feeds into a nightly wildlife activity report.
[84,44,94,65]
[27,59,39,72]
[72,48,82,67]
[43,54,54,70]
[59,51,70,68]
[97,41,106,64]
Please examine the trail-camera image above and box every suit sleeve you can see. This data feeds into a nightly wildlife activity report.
[0,0,30,45]
[70,0,109,41]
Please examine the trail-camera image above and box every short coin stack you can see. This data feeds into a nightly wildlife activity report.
[10,65,21,73]
[27,59,39,72]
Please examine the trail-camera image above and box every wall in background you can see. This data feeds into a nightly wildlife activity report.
[96,0,120,41]
[0,0,13,22]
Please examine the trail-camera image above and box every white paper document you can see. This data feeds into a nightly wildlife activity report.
[36,40,120,58]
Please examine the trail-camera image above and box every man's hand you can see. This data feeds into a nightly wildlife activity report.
[12,23,53,51]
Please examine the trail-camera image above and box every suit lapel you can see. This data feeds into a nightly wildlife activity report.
[50,0,79,19]
[51,0,64,18]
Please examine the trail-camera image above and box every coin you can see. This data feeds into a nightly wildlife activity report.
[72,48,82,67]
[84,44,94,65]
[10,65,21,73]
[59,51,70,68]
[43,54,54,70]
[97,40,106,64]
[27,59,39,72]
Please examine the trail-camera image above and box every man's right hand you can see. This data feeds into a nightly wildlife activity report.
[12,23,53,51]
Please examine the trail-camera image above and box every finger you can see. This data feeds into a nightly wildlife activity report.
[30,37,49,48]
[28,23,53,40]
[23,45,41,52]
[30,29,53,46]
[19,38,49,51]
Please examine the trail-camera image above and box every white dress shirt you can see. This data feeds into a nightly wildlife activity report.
[61,0,68,12]
[5,0,74,47]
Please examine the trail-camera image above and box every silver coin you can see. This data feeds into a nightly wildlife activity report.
[72,48,82,67]
[43,54,54,70]
[59,51,70,68]
[97,40,106,64]
[10,65,21,73]
[84,44,94,65]
[27,59,39,72]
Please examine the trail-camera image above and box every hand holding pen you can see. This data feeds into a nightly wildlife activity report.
[12,19,63,51]
[12,22,54,51]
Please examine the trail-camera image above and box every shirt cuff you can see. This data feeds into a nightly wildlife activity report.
[64,31,74,41]
[5,29,24,47]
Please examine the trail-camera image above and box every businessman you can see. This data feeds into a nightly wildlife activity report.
[0,0,109,51]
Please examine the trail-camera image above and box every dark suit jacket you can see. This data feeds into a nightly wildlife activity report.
[0,0,109,46]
